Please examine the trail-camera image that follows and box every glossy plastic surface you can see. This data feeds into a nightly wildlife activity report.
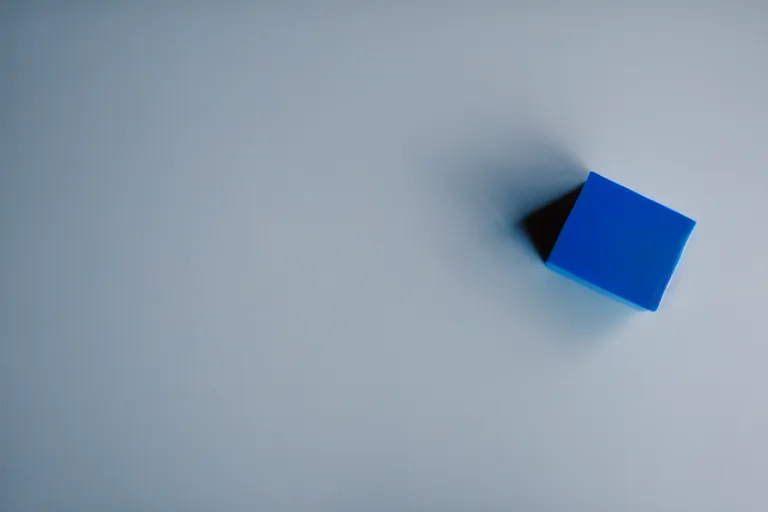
[546,172,696,311]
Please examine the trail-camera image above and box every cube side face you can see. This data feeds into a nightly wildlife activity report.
[546,172,695,311]
[545,259,649,311]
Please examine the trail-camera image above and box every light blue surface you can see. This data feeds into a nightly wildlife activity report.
[4,4,768,511]
[547,172,696,311]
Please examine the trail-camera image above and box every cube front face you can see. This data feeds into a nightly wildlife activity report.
[546,172,695,311]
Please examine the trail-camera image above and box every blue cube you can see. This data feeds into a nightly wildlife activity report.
[546,172,695,311]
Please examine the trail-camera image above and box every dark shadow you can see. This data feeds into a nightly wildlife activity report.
[421,128,636,353]
[521,184,583,261]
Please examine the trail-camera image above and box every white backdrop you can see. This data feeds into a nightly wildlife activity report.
[2,3,767,511]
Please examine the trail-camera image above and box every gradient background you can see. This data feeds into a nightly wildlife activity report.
[2,3,767,511]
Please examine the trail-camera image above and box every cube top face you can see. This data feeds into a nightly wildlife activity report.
[546,172,695,311]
